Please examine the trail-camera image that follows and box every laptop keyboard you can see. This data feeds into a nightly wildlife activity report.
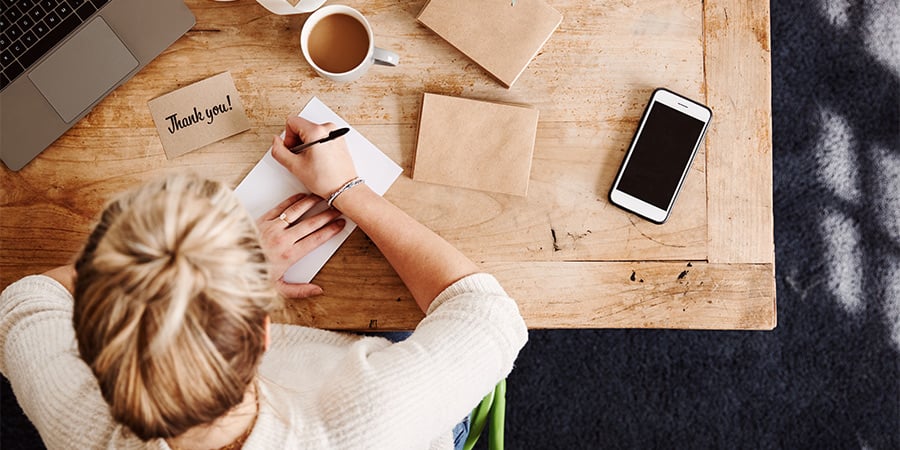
[1,0,110,91]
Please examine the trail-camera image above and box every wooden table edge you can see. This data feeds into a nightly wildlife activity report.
[275,260,777,332]
[703,0,776,267]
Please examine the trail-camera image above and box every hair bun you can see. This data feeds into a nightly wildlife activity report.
[73,174,276,440]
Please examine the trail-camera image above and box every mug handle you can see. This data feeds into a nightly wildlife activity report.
[373,47,399,67]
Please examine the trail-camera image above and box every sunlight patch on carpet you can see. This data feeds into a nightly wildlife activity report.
[818,0,852,28]
[886,260,900,352]
[872,144,900,242]
[821,207,863,313]
[862,0,900,77]
[815,108,860,203]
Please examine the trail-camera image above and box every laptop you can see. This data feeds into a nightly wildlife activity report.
[0,0,195,171]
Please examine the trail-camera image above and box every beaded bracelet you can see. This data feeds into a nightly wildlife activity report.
[327,177,365,208]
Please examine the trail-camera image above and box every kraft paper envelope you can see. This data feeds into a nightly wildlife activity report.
[148,72,250,159]
[413,93,539,196]
[417,0,562,88]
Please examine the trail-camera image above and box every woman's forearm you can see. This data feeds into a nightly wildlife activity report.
[333,185,479,313]
[269,116,478,310]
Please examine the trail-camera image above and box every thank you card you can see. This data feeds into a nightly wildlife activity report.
[148,71,251,159]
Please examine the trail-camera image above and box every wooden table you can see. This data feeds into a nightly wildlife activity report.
[0,0,775,330]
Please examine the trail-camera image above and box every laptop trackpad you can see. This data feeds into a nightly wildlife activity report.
[29,18,138,123]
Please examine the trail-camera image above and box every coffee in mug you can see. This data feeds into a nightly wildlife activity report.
[307,13,369,73]
[300,5,399,82]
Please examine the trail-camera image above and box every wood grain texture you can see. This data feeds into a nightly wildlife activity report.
[0,0,775,329]
[274,255,777,331]
[703,0,775,264]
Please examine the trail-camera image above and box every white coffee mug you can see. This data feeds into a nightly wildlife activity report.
[300,5,399,82]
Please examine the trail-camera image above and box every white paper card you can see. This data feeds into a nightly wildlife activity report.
[235,97,403,283]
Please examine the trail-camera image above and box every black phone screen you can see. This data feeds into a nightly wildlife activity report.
[617,102,706,210]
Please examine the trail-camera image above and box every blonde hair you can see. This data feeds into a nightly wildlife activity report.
[73,174,277,440]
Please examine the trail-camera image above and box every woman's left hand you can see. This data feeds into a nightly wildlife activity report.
[256,193,345,298]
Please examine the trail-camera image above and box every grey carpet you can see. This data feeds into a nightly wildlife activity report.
[501,0,899,448]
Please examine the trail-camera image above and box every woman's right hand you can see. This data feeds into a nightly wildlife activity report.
[271,117,358,200]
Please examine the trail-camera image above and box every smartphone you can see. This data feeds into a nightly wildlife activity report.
[609,88,712,224]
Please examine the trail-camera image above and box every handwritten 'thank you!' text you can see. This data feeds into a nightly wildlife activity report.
[165,95,234,134]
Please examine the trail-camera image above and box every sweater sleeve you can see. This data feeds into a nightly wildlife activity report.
[315,273,528,449]
[0,275,118,449]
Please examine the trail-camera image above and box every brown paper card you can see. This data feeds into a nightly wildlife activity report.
[413,93,539,196]
[148,72,250,159]
[417,0,562,88]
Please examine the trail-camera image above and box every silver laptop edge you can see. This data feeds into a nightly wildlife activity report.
[0,0,195,171]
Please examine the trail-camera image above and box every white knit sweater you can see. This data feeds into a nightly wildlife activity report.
[0,273,527,450]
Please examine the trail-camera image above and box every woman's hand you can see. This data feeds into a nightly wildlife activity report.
[256,193,345,298]
[271,117,358,200]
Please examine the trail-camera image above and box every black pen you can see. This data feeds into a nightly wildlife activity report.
[288,127,351,154]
